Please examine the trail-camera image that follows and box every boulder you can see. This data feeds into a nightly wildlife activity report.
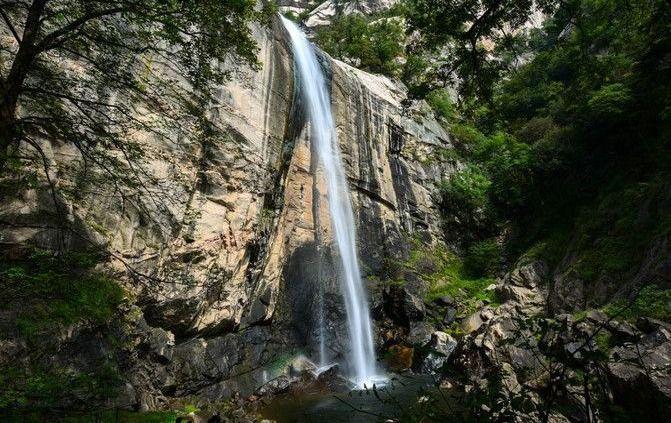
[146,327,175,363]
[585,309,608,325]
[433,295,455,307]
[404,291,427,321]
[443,306,457,325]
[462,311,485,334]
[607,327,671,419]
[387,345,414,371]
[500,260,548,289]
[608,320,639,342]
[420,331,457,375]
[407,321,434,346]
[255,375,294,397]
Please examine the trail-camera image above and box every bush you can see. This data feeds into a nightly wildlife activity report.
[0,250,125,409]
[464,239,502,277]
[604,285,671,323]
[315,14,405,77]
[426,89,456,121]
[439,163,498,247]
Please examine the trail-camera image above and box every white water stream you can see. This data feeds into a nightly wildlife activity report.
[280,16,381,387]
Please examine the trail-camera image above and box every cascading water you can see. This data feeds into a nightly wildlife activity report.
[280,16,381,387]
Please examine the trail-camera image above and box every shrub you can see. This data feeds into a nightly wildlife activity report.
[464,239,502,278]
[426,89,457,121]
[439,164,496,246]
[0,250,125,409]
[315,14,405,77]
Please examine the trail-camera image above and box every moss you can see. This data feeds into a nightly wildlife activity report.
[19,410,178,423]
[595,331,613,356]
[0,249,126,410]
[603,285,671,323]
[0,362,122,410]
[0,251,125,341]
[570,179,671,284]
[401,237,498,315]
[572,310,588,322]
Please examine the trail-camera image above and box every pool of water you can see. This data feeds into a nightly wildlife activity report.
[260,374,462,422]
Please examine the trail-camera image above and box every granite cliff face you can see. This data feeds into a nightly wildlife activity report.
[0,17,454,407]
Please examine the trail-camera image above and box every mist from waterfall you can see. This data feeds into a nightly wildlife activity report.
[280,16,379,387]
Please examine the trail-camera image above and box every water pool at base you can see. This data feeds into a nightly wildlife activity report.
[260,374,463,422]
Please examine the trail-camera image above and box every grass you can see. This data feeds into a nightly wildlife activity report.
[401,237,498,315]
[0,250,125,340]
[603,285,671,323]
[0,249,126,409]
[3,410,178,423]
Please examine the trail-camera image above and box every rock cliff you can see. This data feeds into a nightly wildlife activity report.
[0,16,453,408]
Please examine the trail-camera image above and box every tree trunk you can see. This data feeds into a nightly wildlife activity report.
[0,102,17,170]
[0,0,48,172]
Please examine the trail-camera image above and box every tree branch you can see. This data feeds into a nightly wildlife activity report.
[36,6,126,52]
[0,7,22,44]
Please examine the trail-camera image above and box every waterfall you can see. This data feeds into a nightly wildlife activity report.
[280,16,379,387]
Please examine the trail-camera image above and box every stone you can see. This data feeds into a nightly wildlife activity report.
[255,375,294,397]
[499,362,521,395]
[115,383,138,410]
[637,316,671,334]
[420,331,457,375]
[608,320,639,342]
[497,284,536,304]
[606,326,671,419]
[462,311,485,334]
[433,295,455,307]
[147,327,175,363]
[404,292,427,322]
[480,307,495,322]
[549,271,584,312]
[585,309,608,325]
[387,345,414,371]
[407,321,434,346]
[443,306,457,325]
[289,355,318,375]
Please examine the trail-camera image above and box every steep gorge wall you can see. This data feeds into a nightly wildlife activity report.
[0,17,454,407]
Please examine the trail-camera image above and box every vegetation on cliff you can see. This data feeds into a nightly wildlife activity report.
[0,0,274,178]
[406,0,671,303]
[0,250,124,409]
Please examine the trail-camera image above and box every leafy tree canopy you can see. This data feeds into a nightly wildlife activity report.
[0,0,272,173]
[315,12,406,77]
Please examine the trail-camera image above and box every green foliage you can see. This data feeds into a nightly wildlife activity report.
[603,285,671,323]
[402,239,497,314]
[568,178,671,285]
[0,362,121,410]
[426,89,456,121]
[586,83,632,122]
[427,0,671,309]
[315,14,406,76]
[0,0,269,188]
[403,0,538,100]
[439,163,494,246]
[463,239,502,278]
[0,250,125,409]
[0,250,125,340]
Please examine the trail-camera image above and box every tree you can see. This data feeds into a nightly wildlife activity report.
[0,0,268,172]
[315,13,406,77]
[404,0,539,101]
